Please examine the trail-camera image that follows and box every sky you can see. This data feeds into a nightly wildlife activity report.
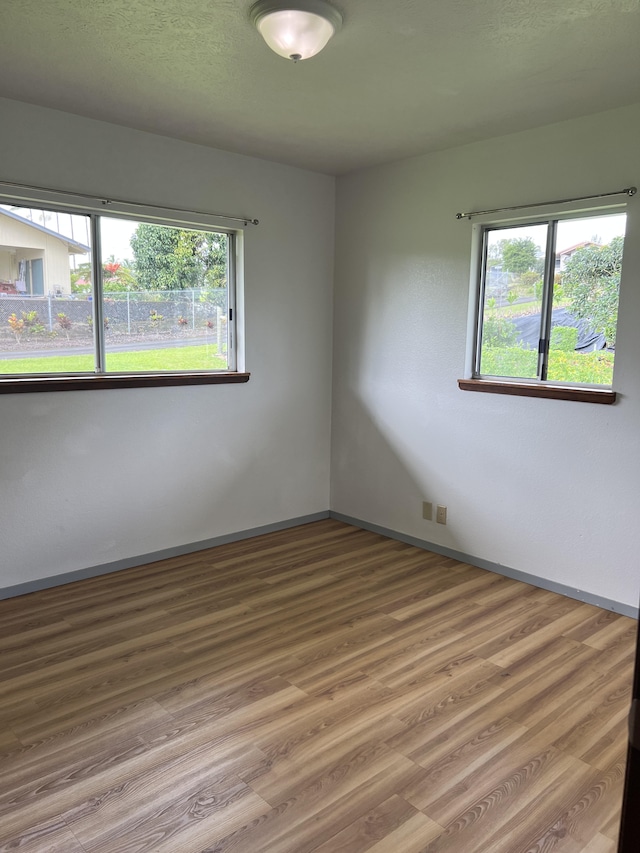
[488,213,627,254]
[100,216,137,262]
[0,206,138,263]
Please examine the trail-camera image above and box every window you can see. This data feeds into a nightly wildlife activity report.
[0,195,248,392]
[462,208,627,402]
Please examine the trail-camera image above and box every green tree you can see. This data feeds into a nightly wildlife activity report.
[131,224,227,291]
[562,237,623,346]
[500,237,541,275]
[71,262,92,293]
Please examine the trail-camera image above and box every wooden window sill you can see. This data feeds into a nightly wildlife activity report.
[458,378,616,404]
[0,372,251,394]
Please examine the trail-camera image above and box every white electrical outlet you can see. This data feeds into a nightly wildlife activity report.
[436,505,447,525]
[422,501,433,521]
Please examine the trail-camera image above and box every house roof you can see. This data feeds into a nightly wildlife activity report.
[556,241,600,258]
[0,1,638,175]
[0,207,90,254]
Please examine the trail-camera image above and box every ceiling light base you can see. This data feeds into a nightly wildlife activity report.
[250,0,343,62]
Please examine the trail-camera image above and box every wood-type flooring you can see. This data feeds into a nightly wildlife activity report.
[0,519,635,853]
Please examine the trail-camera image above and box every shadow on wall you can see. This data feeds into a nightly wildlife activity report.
[331,387,465,558]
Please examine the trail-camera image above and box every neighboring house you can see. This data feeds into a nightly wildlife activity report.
[555,240,599,272]
[0,207,89,296]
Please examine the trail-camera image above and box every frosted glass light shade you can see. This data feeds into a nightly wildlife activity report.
[250,1,342,61]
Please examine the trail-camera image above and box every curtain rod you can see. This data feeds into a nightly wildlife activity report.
[456,186,636,220]
[0,179,259,226]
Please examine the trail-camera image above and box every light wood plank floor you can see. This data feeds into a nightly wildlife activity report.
[0,520,635,853]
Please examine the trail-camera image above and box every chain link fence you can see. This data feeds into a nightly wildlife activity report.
[0,288,228,352]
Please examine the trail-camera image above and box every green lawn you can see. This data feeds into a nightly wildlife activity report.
[481,346,614,385]
[0,345,227,374]
[488,297,572,319]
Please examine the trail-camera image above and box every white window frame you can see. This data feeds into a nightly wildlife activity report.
[0,187,248,393]
[461,199,628,404]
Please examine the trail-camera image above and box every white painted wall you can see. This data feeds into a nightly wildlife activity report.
[332,104,640,611]
[0,98,334,590]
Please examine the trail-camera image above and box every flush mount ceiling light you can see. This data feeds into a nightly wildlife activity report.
[250,0,343,62]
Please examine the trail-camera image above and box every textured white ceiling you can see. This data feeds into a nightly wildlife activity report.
[1,0,639,174]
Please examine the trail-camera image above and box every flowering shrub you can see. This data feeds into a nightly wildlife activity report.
[8,313,25,341]
[7,311,45,341]
[56,312,72,340]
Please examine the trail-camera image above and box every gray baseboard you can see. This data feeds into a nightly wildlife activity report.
[3,509,636,619]
[0,511,331,600]
[330,512,639,619]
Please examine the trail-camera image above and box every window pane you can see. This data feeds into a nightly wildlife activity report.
[548,213,625,386]
[100,218,229,373]
[479,223,547,379]
[0,204,95,375]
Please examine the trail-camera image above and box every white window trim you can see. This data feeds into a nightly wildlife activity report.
[461,198,628,402]
[0,189,248,393]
